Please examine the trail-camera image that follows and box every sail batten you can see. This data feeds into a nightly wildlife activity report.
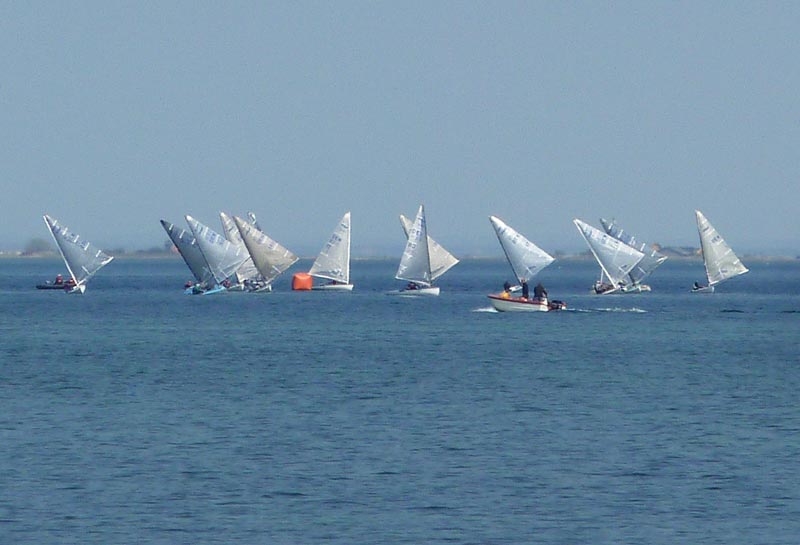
[489,216,554,283]
[309,212,351,284]
[695,210,748,286]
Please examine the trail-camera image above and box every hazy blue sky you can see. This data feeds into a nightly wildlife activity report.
[2,2,798,256]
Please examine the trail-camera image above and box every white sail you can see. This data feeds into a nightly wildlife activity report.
[600,218,667,285]
[219,212,260,283]
[695,210,748,286]
[399,213,459,281]
[234,216,298,285]
[186,215,249,284]
[43,215,113,291]
[574,218,644,287]
[395,205,432,286]
[309,211,351,284]
[489,216,554,283]
[160,219,213,285]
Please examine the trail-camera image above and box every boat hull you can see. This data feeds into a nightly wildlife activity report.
[691,285,715,293]
[620,284,651,293]
[202,285,228,295]
[312,283,354,291]
[249,284,273,293]
[388,286,440,296]
[36,283,71,290]
[488,294,565,312]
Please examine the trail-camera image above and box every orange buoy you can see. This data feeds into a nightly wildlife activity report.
[292,272,313,291]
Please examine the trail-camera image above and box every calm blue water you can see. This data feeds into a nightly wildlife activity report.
[1,257,798,544]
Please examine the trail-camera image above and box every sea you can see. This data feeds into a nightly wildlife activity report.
[0,257,798,545]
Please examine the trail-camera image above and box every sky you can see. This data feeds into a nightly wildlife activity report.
[1,1,798,256]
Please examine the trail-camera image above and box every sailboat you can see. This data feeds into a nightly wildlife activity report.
[600,218,667,292]
[42,215,113,294]
[399,212,459,284]
[573,218,645,295]
[692,210,748,293]
[307,211,353,291]
[186,215,249,295]
[486,216,565,312]
[160,219,215,293]
[391,204,452,296]
[234,216,298,292]
[219,212,265,291]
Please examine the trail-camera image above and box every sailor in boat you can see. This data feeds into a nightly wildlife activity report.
[533,282,547,301]
[54,274,64,285]
[594,280,615,294]
[693,281,706,291]
[521,281,529,300]
[501,281,512,299]
[406,282,419,290]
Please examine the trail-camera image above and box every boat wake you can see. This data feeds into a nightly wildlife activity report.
[472,306,499,313]
[594,307,647,313]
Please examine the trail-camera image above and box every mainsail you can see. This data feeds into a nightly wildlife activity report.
[490,216,554,283]
[396,205,432,286]
[186,215,249,284]
[309,211,351,284]
[160,219,213,285]
[574,219,644,288]
[219,211,261,284]
[695,210,748,286]
[43,215,113,291]
[400,213,459,281]
[234,216,298,285]
[600,218,667,286]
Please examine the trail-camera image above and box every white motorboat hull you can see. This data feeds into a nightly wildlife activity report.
[312,283,354,291]
[388,286,440,296]
[488,294,559,312]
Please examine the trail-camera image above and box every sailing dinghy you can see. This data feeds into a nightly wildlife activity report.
[574,218,645,295]
[234,216,298,292]
[486,216,565,312]
[307,211,353,291]
[186,215,249,295]
[399,212,459,284]
[42,215,113,294]
[390,205,454,296]
[600,218,667,293]
[219,212,266,291]
[692,210,748,293]
[160,219,216,293]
